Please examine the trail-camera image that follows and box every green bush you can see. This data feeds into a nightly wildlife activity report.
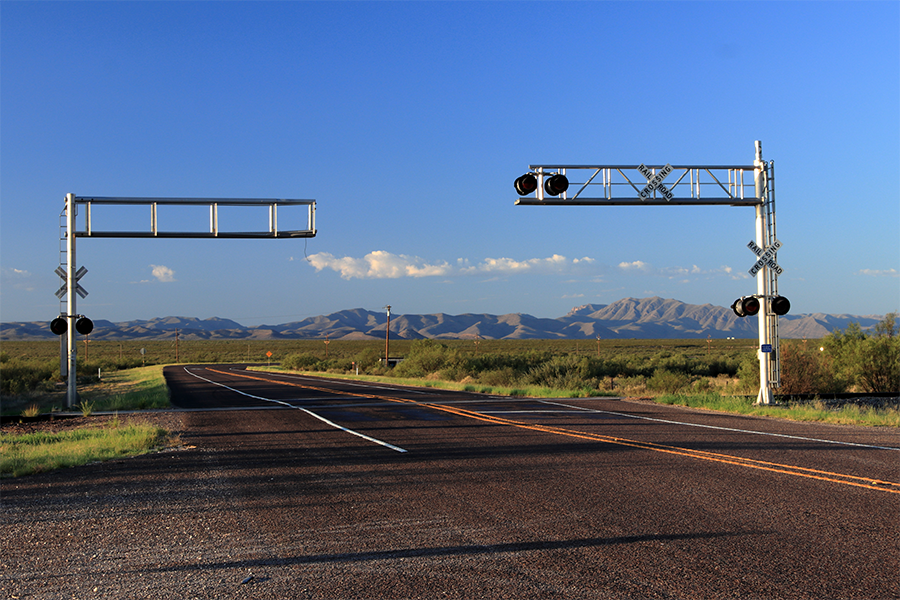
[478,367,520,387]
[521,355,598,392]
[824,313,899,393]
[0,359,60,396]
[778,343,846,395]
[735,354,761,394]
[646,369,692,394]
[347,347,382,372]
[392,340,459,378]
[281,353,321,371]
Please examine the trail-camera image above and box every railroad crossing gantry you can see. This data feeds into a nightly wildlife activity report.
[514,141,785,405]
[56,195,316,408]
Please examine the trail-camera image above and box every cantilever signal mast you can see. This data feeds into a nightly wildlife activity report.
[514,141,785,405]
[55,195,316,408]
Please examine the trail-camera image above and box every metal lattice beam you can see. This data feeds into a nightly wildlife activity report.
[73,196,316,238]
[515,164,760,206]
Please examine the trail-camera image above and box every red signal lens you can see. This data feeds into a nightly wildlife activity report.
[771,296,791,316]
[50,317,67,336]
[731,297,760,317]
[544,174,569,196]
[75,317,93,336]
[514,174,538,195]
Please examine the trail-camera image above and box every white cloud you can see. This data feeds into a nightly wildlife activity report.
[1,267,31,278]
[619,261,742,280]
[618,260,651,272]
[0,267,35,292]
[460,254,572,275]
[859,268,899,278]
[307,251,594,280]
[150,264,176,282]
[307,251,452,280]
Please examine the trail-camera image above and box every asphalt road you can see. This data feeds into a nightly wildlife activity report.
[3,364,898,599]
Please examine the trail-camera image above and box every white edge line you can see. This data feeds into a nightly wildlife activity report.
[183,367,408,453]
[538,399,900,452]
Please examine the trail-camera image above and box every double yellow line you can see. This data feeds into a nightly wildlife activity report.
[209,368,900,495]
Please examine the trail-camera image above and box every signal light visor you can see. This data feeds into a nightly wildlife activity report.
[543,174,569,196]
[514,174,538,196]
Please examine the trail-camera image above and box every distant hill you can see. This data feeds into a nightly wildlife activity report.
[1,297,888,341]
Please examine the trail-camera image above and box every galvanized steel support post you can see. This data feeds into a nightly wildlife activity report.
[65,193,78,409]
[754,143,773,405]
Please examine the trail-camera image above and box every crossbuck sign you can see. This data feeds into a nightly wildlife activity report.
[747,239,783,277]
[638,163,674,201]
[55,265,87,299]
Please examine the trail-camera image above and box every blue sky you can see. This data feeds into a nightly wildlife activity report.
[2,1,898,327]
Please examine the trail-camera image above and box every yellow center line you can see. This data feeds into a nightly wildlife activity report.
[208,368,900,495]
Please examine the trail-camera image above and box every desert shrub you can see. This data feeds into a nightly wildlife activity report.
[646,369,692,394]
[736,354,761,394]
[352,347,384,372]
[393,340,459,378]
[463,351,549,376]
[478,367,520,387]
[323,358,354,373]
[690,378,713,393]
[520,355,597,392]
[824,313,899,393]
[436,364,471,382]
[281,353,322,371]
[778,343,846,395]
[614,375,648,395]
[703,357,741,378]
[0,359,60,396]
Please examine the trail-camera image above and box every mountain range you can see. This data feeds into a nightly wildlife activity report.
[1,297,887,341]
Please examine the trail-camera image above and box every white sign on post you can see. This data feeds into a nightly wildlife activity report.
[638,163,674,201]
[747,239,783,276]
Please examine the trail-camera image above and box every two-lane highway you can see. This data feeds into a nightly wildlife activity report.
[4,364,897,599]
[160,364,900,598]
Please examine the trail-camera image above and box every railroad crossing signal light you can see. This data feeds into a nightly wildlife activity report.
[543,174,569,196]
[50,317,67,335]
[514,174,538,196]
[731,296,760,318]
[514,173,569,196]
[75,317,94,336]
[51,316,94,335]
[770,296,791,316]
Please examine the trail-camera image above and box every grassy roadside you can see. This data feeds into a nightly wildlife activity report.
[655,392,900,427]
[1,365,175,478]
[2,365,171,418]
[253,366,900,428]
[77,365,171,413]
[0,418,168,478]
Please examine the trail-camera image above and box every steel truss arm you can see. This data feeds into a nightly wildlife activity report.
[515,164,761,206]
[58,194,317,409]
[73,196,316,238]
